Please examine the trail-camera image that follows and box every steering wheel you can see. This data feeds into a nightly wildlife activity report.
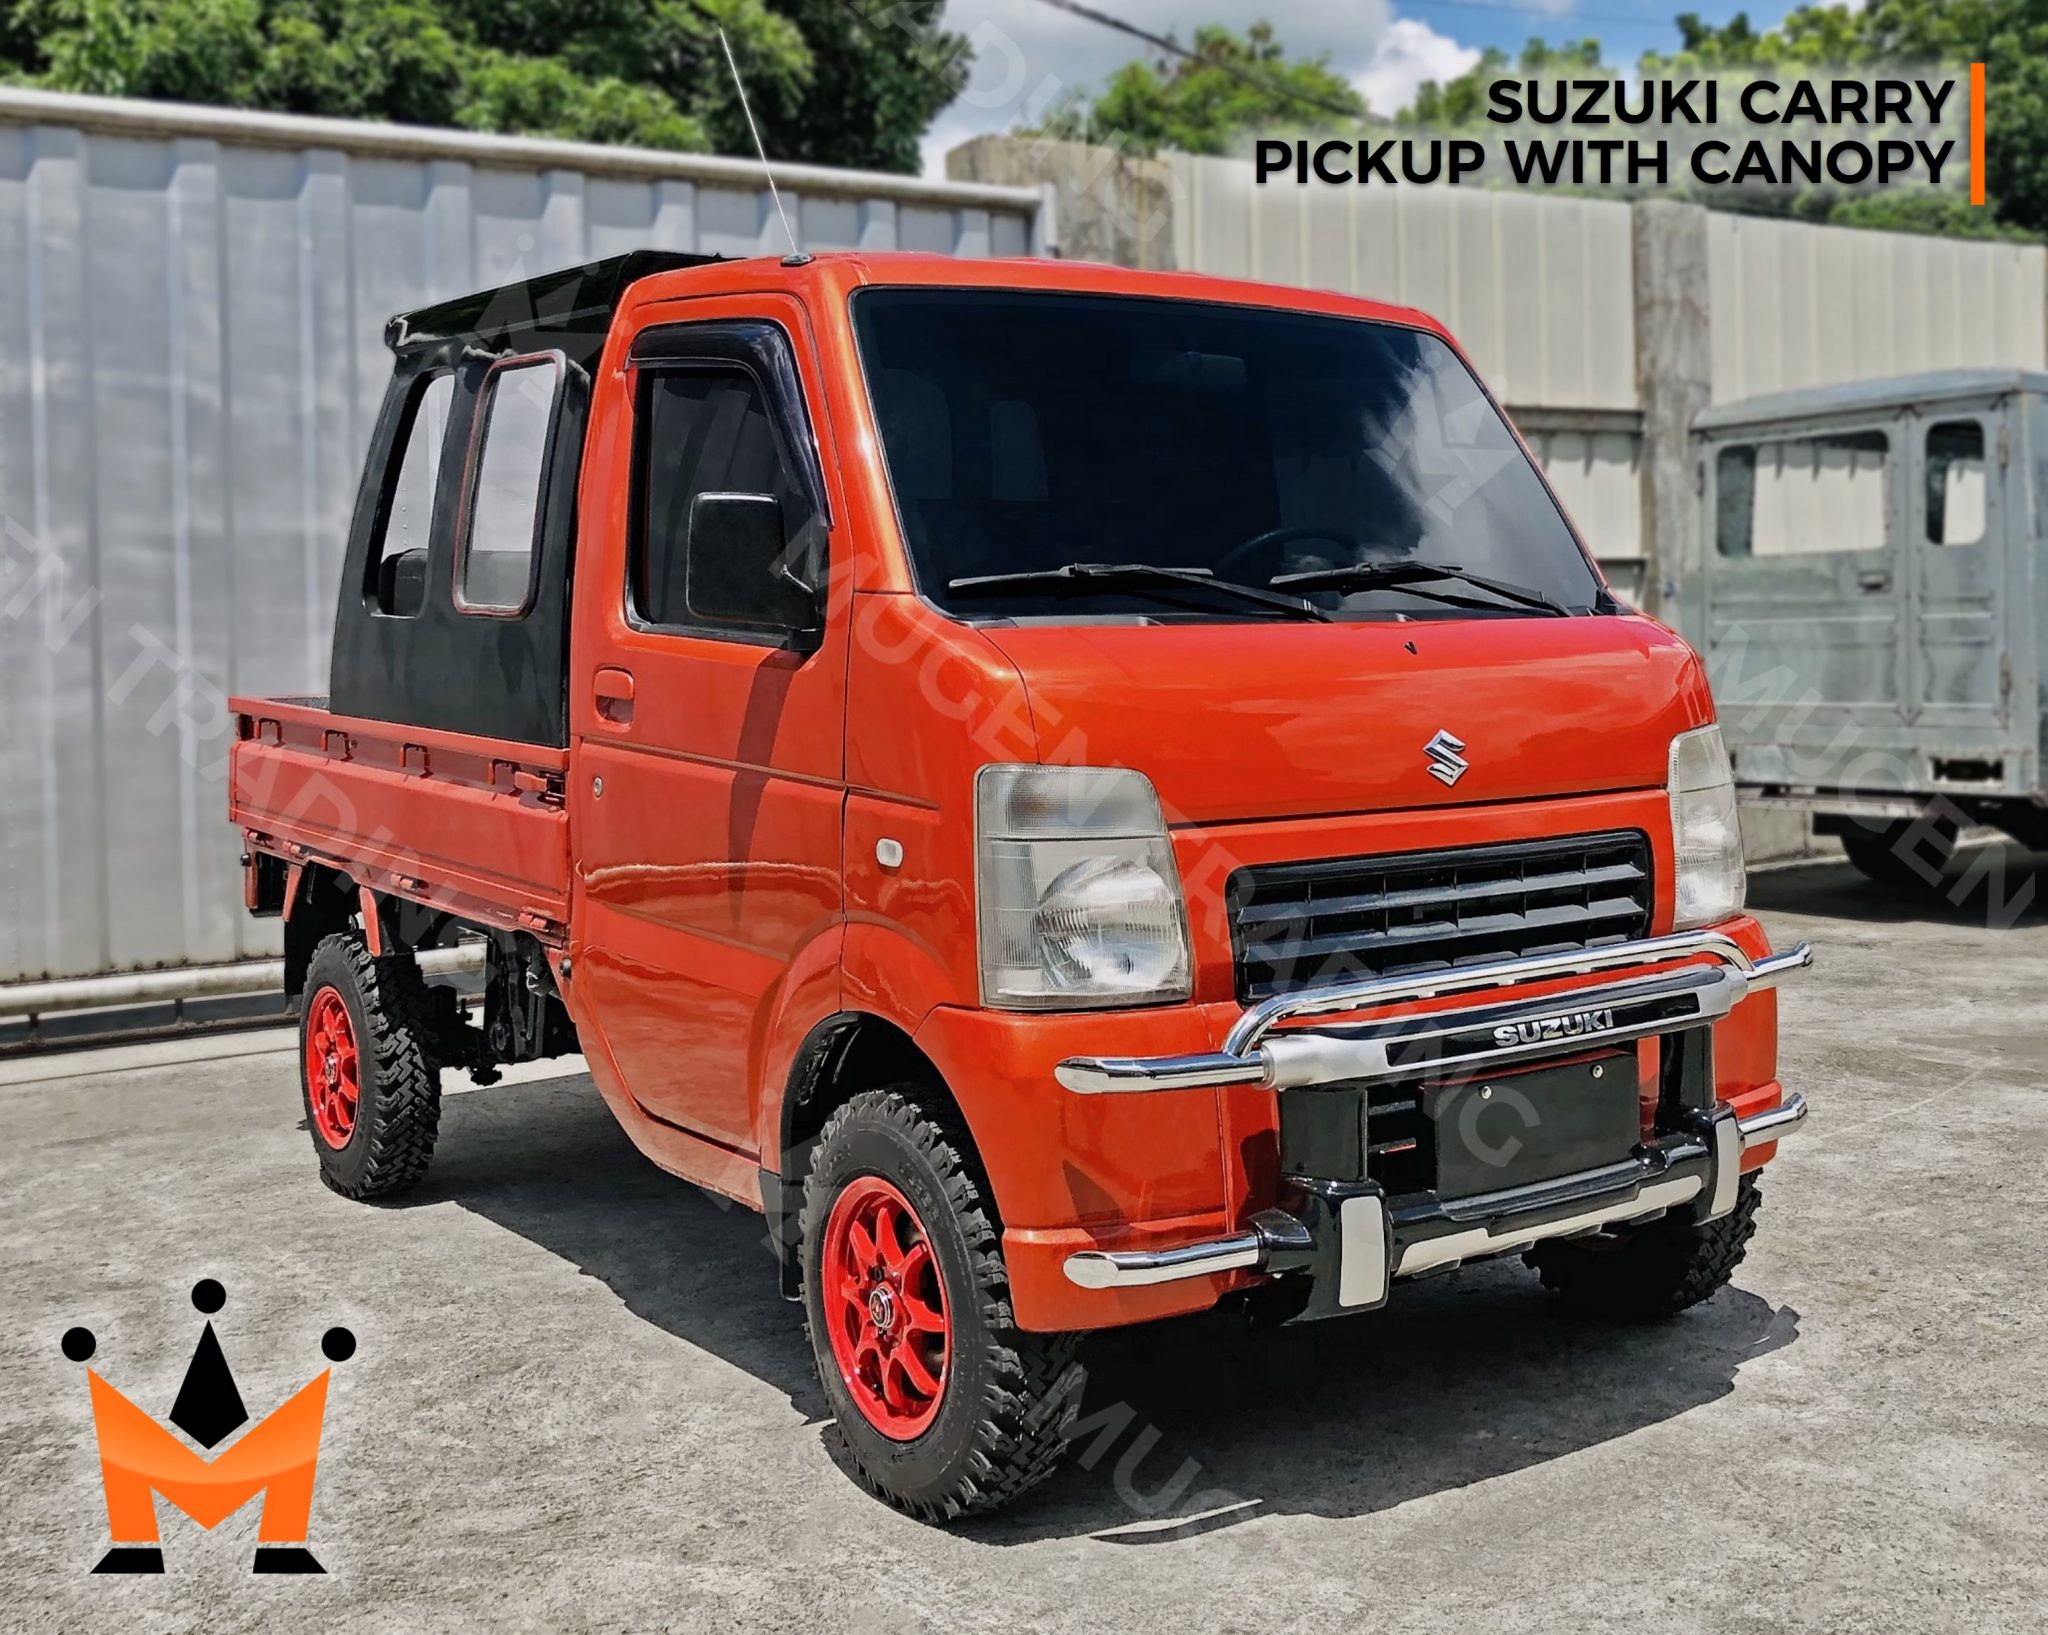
[1212,524,1363,582]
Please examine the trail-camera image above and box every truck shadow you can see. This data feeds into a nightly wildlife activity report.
[417,1074,1800,1537]
[1747,843,2048,929]
[987,1276,1796,1542]
[416,1074,829,1417]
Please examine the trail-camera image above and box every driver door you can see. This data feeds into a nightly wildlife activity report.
[570,295,847,1155]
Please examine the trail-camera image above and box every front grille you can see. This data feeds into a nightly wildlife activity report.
[1226,831,1654,1003]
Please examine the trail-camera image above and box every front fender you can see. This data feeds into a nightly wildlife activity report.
[837,916,960,1042]
[748,921,848,1165]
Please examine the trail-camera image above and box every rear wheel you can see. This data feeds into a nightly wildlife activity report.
[298,933,442,1200]
[799,1088,1084,1520]
[1526,1178,1763,1319]
[1841,817,1956,886]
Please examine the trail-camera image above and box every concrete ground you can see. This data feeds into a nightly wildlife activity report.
[3,851,2045,1635]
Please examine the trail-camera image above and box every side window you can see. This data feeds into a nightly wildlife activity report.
[367,372,452,617]
[457,354,562,614]
[632,365,817,636]
[1926,420,1987,547]
[1716,430,1889,558]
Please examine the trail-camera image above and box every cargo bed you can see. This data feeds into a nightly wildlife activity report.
[229,697,571,941]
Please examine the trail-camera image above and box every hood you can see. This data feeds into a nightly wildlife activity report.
[979,615,1709,826]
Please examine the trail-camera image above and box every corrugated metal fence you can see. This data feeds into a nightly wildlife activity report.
[0,89,1044,983]
[1705,210,2045,404]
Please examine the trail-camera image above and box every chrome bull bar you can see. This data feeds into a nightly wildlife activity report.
[1062,1093,1809,1291]
[1055,929,1813,1096]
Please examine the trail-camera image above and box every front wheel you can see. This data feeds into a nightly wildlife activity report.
[1525,1178,1763,1319]
[799,1088,1084,1520]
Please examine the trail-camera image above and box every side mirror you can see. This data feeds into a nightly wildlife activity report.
[375,548,429,618]
[684,491,821,646]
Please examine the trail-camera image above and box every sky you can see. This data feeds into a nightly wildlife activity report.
[918,0,1823,174]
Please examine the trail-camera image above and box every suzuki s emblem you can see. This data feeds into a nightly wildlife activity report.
[1493,1007,1618,1048]
[1424,729,1469,786]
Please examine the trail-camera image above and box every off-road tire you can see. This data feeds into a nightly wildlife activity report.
[1526,1177,1763,1319]
[299,932,442,1200]
[799,1087,1085,1521]
[1842,818,1956,886]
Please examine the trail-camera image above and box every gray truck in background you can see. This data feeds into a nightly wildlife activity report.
[1671,368,2048,882]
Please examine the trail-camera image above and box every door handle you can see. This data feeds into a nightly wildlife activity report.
[593,666,636,726]
[1856,570,1892,594]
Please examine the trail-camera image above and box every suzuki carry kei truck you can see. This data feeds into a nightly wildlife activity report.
[229,249,1811,1520]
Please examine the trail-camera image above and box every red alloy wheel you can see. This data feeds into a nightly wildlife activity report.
[820,1175,951,1440]
[303,986,361,1149]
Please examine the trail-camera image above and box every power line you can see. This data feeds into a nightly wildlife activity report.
[1024,0,1379,126]
[1031,0,1681,67]
[1401,0,1679,30]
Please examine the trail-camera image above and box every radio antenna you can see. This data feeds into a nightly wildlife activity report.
[719,28,800,256]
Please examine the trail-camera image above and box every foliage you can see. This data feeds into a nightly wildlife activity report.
[1643,3,1913,74]
[1400,38,1606,129]
[1400,47,1502,131]
[1396,4,2046,240]
[1820,187,2040,243]
[767,0,968,177]
[0,0,968,172]
[1856,0,2048,238]
[1027,21,1366,157]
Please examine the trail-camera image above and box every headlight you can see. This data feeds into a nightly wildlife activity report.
[976,765,1193,1009]
[1669,724,1746,929]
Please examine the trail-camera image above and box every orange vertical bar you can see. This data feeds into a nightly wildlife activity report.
[1970,63,1986,206]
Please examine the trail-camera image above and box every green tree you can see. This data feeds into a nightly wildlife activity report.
[1823,187,2039,243]
[1640,2,2045,236]
[1402,46,1503,129]
[1857,0,2048,239]
[1639,7,1860,73]
[1400,37,1609,128]
[264,1,467,125]
[0,0,967,173]
[765,0,967,177]
[1647,10,1768,71]
[1028,21,1366,156]
[1397,5,2046,241]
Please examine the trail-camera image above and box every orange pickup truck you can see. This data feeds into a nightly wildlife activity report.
[230,248,1811,1520]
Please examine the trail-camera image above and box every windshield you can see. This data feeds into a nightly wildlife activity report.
[850,288,1604,622]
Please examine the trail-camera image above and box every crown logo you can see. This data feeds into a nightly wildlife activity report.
[61,1279,355,1574]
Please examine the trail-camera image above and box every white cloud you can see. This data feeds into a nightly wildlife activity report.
[920,0,1397,174]
[1354,17,1481,120]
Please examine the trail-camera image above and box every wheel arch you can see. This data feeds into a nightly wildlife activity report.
[282,863,358,1000]
[762,1009,955,1298]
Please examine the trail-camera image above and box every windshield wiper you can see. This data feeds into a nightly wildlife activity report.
[947,563,1332,622]
[1270,561,1570,617]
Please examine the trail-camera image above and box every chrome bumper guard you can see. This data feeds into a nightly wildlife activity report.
[1064,1092,1808,1295]
[1059,929,1812,1302]
[1056,929,1812,1096]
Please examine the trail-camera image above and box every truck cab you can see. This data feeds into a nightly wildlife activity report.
[231,249,1810,1520]
[1678,369,2048,880]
